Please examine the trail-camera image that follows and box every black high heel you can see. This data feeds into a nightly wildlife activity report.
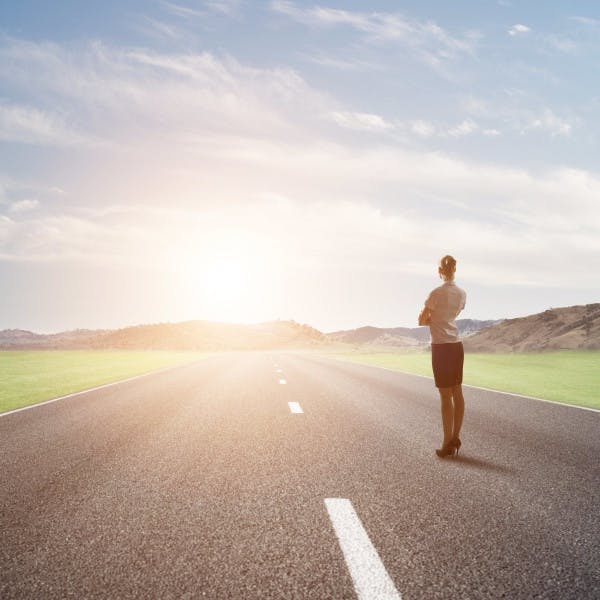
[435,441,456,458]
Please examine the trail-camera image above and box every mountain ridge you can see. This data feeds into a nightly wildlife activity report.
[326,319,501,347]
[463,303,600,351]
[1,304,598,351]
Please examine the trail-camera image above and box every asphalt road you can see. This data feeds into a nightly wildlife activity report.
[1,351,599,599]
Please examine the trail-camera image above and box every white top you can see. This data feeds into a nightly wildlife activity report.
[424,280,467,344]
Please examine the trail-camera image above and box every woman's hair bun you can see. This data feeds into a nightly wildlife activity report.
[439,255,457,276]
[441,255,456,268]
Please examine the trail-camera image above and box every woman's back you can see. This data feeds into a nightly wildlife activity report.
[425,280,466,344]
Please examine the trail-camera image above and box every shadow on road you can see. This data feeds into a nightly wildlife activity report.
[450,455,515,475]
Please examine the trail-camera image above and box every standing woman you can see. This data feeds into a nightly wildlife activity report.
[418,255,467,458]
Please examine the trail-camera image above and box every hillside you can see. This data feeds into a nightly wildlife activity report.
[463,303,600,352]
[2,305,598,352]
[0,329,107,349]
[326,319,500,348]
[0,320,325,351]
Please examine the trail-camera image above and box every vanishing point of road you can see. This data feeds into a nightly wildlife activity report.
[1,352,598,599]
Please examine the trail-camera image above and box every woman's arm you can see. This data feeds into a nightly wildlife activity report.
[418,306,432,326]
[418,290,435,326]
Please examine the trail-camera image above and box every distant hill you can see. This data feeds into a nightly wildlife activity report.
[463,303,600,352]
[326,319,501,348]
[0,328,107,349]
[0,320,324,351]
[2,305,597,352]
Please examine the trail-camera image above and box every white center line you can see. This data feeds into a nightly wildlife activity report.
[288,401,303,414]
[279,379,287,385]
[325,498,401,600]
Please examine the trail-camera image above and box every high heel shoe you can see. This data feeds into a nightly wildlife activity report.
[435,441,456,458]
[451,437,462,456]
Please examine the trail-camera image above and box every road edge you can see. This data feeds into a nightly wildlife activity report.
[0,357,212,418]
[312,353,600,414]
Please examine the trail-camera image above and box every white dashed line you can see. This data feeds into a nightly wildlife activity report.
[325,498,401,600]
[279,379,287,385]
[288,401,303,414]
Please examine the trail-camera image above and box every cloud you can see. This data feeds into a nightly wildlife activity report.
[569,16,600,27]
[508,24,531,36]
[447,119,478,137]
[410,120,435,137]
[303,53,382,71]
[160,2,206,18]
[2,161,599,293]
[270,1,477,67]
[204,0,241,15]
[0,37,598,297]
[543,34,577,54]
[0,102,89,146]
[0,38,332,146]
[137,16,186,41]
[482,128,501,136]
[9,199,39,213]
[461,94,576,138]
[526,108,572,136]
[162,0,242,18]
[330,111,392,132]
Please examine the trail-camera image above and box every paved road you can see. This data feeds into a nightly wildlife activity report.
[1,351,599,599]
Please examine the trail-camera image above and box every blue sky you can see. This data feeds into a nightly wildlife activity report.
[1,1,599,332]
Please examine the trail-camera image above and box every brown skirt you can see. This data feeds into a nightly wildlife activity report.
[431,342,464,388]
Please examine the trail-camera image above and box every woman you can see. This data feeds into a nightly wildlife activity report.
[418,255,467,458]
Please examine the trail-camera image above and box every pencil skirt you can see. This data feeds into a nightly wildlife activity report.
[431,342,464,388]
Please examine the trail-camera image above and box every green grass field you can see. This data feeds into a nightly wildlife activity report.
[323,350,600,410]
[0,351,211,414]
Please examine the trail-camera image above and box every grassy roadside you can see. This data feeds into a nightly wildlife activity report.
[319,350,600,410]
[0,350,212,414]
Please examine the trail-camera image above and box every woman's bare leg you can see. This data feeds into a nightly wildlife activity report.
[439,387,454,445]
[452,384,465,440]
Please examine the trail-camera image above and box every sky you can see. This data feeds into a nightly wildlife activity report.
[1,1,599,333]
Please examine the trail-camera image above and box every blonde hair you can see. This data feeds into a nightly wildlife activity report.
[439,255,456,280]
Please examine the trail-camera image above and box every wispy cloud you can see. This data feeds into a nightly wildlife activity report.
[506,23,576,54]
[160,1,205,19]
[542,34,577,54]
[526,108,573,136]
[270,1,478,68]
[162,0,242,18]
[0,102,90,146]
[461,94,576,138]
[302,53,382,71]
[137,16,185,40]
[508,24,531,36]
[329,111,392,132]
[0,38,331,145]
[410,120,435,137]
[569,16,600,27]
[204,0,242,16]
[9,199,39,213]
[447,119,478,137]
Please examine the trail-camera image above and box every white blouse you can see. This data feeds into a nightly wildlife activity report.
[424,280,467,344]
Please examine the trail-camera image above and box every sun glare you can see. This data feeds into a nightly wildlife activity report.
[177,231,280,324]
[202,258,249,301]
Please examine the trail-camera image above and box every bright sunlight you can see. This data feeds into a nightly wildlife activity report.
[178,230,281,324]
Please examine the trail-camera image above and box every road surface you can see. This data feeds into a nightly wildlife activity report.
[1,351,599,599]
